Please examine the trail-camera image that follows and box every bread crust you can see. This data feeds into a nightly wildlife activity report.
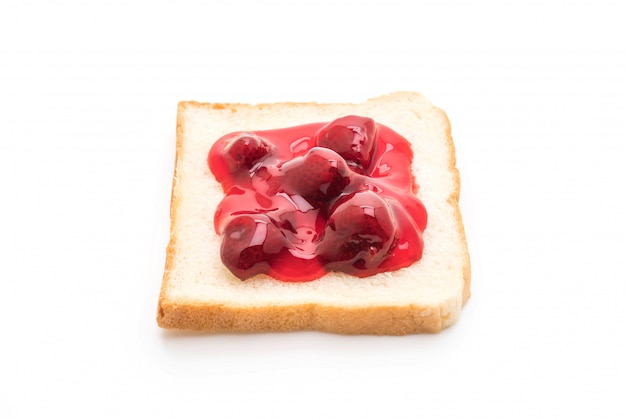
[434,106,472,305]
[157,92,470,334]
[157,301,447,335]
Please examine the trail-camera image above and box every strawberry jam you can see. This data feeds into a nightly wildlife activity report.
[208,116,427,282]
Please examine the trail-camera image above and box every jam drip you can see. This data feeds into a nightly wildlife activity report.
[208,116,427,282]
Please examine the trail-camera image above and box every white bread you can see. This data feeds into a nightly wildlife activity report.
[157,92,470,334]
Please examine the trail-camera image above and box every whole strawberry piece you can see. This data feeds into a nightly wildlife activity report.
[316,116,378,173]
[280,147,352,201]
[318,191,398,275]
[224,134,271,172]
[220,215,285,279]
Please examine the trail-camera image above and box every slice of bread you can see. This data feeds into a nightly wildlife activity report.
[157,92,470,334]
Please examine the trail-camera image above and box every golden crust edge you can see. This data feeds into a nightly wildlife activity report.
[157,92,471,334]
[433,105,471,305]
[157,103,186,324]
[157,302,448,335]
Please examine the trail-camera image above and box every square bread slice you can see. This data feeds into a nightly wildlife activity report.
[157,92,470,334]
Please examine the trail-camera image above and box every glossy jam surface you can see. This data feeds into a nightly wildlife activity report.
[208,116,427,282]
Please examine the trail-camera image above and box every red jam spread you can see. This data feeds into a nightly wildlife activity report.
[208,116,427,282]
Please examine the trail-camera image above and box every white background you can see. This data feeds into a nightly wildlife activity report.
[1,0,625,416]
